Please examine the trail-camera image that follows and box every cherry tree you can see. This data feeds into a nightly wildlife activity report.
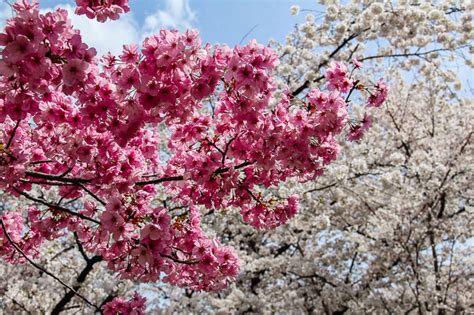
[138,1,474,313]
[0,0,387,313]
[276,0,473,95]
[153,73,473,314]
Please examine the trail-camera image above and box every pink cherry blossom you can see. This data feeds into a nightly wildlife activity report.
[368,79,389,107]
[75,0,130,22]
[62,59,89,86]
[102,293,146,315]
[0,0,388,309]
[348,113,372,141]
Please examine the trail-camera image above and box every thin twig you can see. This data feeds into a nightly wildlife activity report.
[213,160,253,176]
[5,294,32,314]
[360,46,469,62]
[345,79,360,103]
[239,24,259,45]
[28,160,54,165]
[5,120,20,150]
[50,246,75,261]
[74,232,90,262]
[245,188,262,204]
[77,183,106,206]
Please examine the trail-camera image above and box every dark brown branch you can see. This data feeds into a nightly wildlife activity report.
[13,188,100,224]
[245,188,261,204]
[288,271,337,288]
[137,161,253,186]
[5,120,20,150]
[51,255,103,314]
[304,182,338,194]
[214,160,253,176]
[26,159,254,189]
[290,32,363,97]
[23,174,105,206]
[19,179,76,186]
[239,23,259,45]
[445,6,464,15]
[345,251,358,284]
[58,167,74,178]
[56,188,76,207]
[28,160,54,165]
[161,253,199,265]
[74,232,90,262]
[304,172,381,194]
[360,46,469,62]
[345,80,360,103]
[221,134,239,165]
[136,175,185,186]
[50,246,75,261]
[0,220,100,312]
[5,294,32,314]
[25,171,91,184]
[99,294,116,310]
[77,183,106,206]
[457,131,472,156]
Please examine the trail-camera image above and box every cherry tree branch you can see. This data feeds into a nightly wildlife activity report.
[344,251,359,284]
[50,245,75,261]
[136,175,185,186]
[74,232,90,262]
[77,183,106,206]
[287,271,337,288]
[13,188,100,224]
[19,179,76,186]
[214,160,253,175]
[51,255,103,314]
[99,294,116,310]
[0,220,100,312]
[359,46,470,62]
[161,254,199,265]
[25,171,91,184]
[137,161,254,186]
[4,294,31,314]
[290,31,363,97]
[5,120,20,150]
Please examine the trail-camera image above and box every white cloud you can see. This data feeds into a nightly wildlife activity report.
[44,4,141,57]
[143,0,196,37]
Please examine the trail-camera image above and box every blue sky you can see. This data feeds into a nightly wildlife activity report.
[1,0,315,56]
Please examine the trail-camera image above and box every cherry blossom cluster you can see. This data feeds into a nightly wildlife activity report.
[240,195,299,229]
[93,199,239,291]
[347,113,372,142]
[102,293,146,315]
[0,0,387,309]
[0,211,26,263]
[325,61,353,93]
[0,1,99,115]
[368,79,389,108]
[0,205,76,263]
[75,0,130,22]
